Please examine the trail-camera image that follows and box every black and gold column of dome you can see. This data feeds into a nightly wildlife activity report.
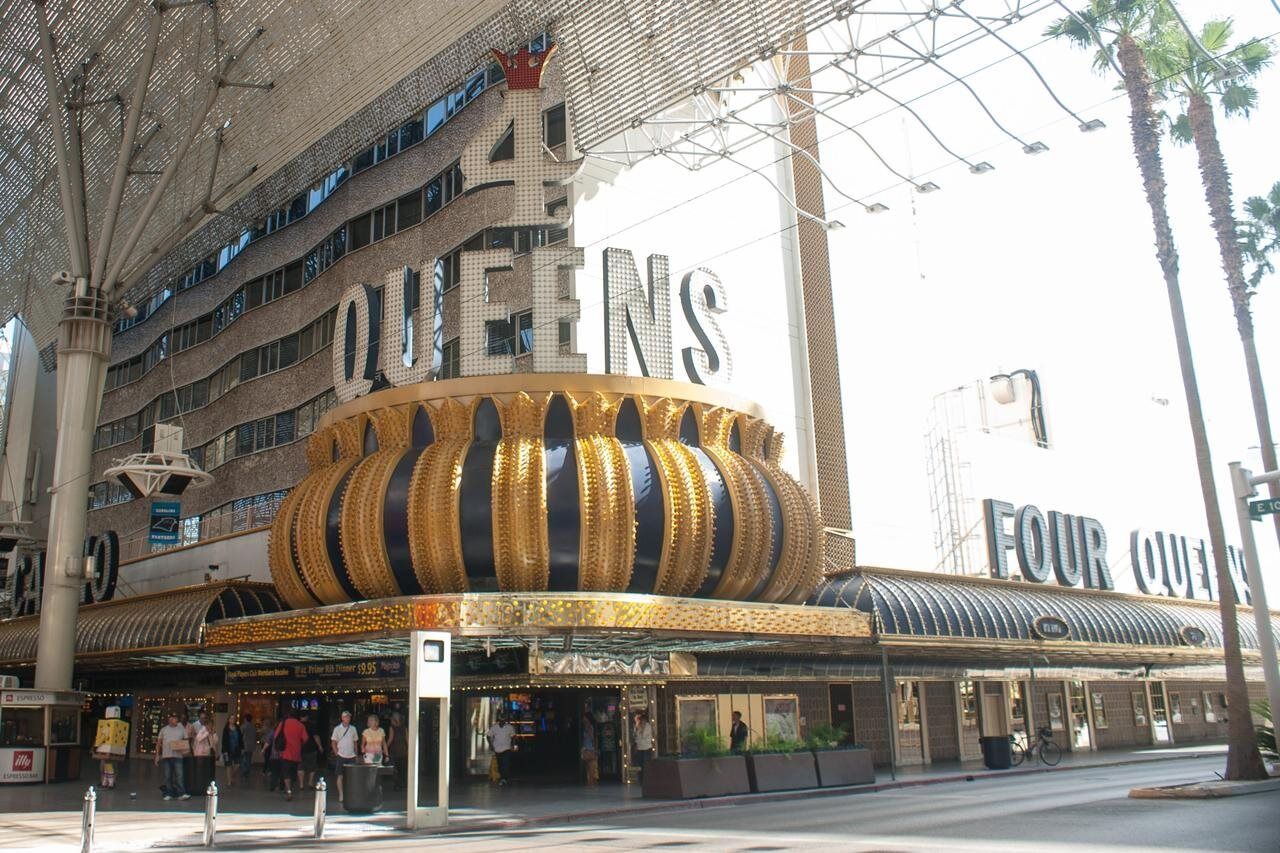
[269,375,824,609]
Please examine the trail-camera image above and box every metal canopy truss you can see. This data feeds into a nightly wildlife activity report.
[582,0,1101,222]
[0,0,1093,350]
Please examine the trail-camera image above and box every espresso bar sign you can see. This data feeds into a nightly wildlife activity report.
[984,498,1252,603]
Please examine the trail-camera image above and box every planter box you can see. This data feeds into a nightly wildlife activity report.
[745,751,820,793]
[814,747,875,787]
[642,755,750,799]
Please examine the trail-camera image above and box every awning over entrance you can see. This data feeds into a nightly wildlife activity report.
[0,581,282,667]
[812,568,1280,659]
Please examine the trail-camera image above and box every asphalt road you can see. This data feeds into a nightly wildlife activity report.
[372,757,1276,852]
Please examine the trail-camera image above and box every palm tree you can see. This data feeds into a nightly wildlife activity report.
[1146,15,1280,565]
[1047,1,1267,780]
[1241,181,1280,289]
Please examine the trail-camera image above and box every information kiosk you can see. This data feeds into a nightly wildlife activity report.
[406,631,450,829]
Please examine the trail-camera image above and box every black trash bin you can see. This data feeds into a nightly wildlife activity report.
[342,762,390,813]
[978,736,1012,770]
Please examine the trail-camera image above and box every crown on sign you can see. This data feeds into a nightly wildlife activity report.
[491,44,558,90]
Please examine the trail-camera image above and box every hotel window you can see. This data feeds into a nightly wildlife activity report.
[514,310,534,355]
[485,320,514,356]
[440,338,460,379]
[544,103,567,148]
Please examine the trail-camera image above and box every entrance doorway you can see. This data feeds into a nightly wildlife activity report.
[462,688,623,783]
[1149,684,1171,744]
[828,684,855,744]
[1068,681,1091,750]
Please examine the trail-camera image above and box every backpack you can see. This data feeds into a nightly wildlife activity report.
[273,723,287,753]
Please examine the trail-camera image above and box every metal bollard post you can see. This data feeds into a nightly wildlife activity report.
[81,786,96,853]
[313,777,327,838]
[203,781,218,847]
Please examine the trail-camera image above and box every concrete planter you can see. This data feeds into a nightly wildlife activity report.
[745,751,820,793]
[814,747,875,787]
[642,755,751,799]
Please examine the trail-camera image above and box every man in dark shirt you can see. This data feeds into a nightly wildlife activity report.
[729,711,749,753]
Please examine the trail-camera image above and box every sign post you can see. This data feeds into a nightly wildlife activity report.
[406,631,450,829]
[1228,462,1280,723]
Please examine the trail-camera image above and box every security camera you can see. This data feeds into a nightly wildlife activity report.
[50,270,74,286]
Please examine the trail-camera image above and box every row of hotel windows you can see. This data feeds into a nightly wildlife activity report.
[88,390,338,511]
[105,154,466,391]
[115,32,554,335]
[94,311,336,452]
[97,215,572,451]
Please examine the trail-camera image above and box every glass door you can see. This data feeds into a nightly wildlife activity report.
[1068,681,1091,749]
[1149,684,1171,743]
[895,681,924,765]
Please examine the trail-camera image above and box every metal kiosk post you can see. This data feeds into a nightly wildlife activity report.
[406,631,450,829]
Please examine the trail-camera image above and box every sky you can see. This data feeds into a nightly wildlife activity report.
[810,1,1280,593]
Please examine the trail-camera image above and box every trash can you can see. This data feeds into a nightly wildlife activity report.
[978,736,1012,770]
[342,762,391,813]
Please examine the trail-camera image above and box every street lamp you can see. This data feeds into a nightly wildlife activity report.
[1227,461,1280,722]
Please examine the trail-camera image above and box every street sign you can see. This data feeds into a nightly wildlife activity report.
[1248,498,1280,521]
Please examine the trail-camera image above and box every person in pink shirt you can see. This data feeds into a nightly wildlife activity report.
[270,709,308,801]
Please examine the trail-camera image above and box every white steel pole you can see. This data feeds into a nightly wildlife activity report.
[1228,462,1280,721]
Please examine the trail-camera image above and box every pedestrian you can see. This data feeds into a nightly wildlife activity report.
[729,710,749,753]
[270,709,307,801]
[361,713,387,765]
[580,711,599,785]
[238,713,257,784]
[486,715,516,786]
[632,710,655,781]
[221,716,242,788]
[300,713,325,789]
[154,711,192,801]
[387,711,408,790]
[330,710,359,804]
[191,709,218,794]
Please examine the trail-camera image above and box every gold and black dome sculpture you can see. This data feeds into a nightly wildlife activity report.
[269,375,822,609]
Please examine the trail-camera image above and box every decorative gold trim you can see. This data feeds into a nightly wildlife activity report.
[407,399,471,593]
[492,392,550,590]
[570,392,634,591]
[268,487,314,609]
[203,591,872,648]
[701,407,771,600]
[643,398,712,596]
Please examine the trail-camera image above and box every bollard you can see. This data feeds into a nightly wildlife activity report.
[313,777,327,838]
[81,786,96,853]
[203,780,218,847]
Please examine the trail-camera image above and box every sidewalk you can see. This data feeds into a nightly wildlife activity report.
[0,743,1229,851]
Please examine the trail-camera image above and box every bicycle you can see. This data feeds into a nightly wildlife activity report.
[1010,727,1062,766]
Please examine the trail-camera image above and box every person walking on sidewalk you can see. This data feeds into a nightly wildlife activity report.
[486,715,516,786]
[238,713,257,784]
[221,716,242,789]
[271,710,307,801]
[154,712,192,801]
[330,710,358,804]
[191,709,218,795]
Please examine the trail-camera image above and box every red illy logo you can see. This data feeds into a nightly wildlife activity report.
[12,750,33,771]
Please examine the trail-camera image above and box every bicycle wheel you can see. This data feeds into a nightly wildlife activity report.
[1040,740,1062,766]
[1010,740,1026,767]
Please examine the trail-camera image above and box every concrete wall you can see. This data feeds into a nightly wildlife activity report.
[117,529,270,595]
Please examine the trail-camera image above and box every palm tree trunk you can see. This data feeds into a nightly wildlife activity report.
[1115,35,1265,781]
[1186,91,1280,555]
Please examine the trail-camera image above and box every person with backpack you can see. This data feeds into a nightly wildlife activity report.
[270,709,307,801]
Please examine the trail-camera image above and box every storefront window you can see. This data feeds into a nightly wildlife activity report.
[1169,693,1182,724]
[1045,692,1065,733]
[676,697,717,752]
[959,680,978,726]
[1131,691,1148,726]
[897,681,921,728]
[0,707,42,746]
[1202,690,1216,723]
[49,706,79,745]
[1009,681,1026,736]
[763,697,799,744]
[1091,691,1109,729]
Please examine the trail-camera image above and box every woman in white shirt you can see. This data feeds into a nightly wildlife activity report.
[632,711,655,781]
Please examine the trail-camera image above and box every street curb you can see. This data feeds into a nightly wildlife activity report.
[142,749,1227,848]
[1129,778,1280,800]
